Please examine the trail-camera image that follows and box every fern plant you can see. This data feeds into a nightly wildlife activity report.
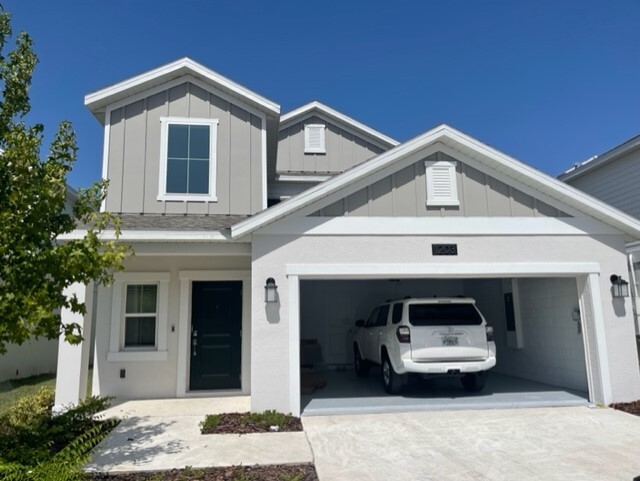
[0,419,116,481]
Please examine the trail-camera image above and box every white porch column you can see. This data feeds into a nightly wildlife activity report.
[54,282,94,411]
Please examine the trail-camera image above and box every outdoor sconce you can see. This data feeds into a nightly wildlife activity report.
[610,274,630,298]
[265,277,278,303]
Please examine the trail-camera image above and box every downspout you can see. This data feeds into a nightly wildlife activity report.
[628,252,640,336]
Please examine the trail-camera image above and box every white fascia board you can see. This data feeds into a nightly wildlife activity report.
[254,216,620,237]
[285,262,601,278]
[558,135,640,182]
[58,229,232,242]
[279,101,399,148]
[233,124,640,240]
[85,57,280,118]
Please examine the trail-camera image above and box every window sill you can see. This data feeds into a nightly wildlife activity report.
[107,350,168,362]
[304,149,326,154]
[426,199,460,207]
[157,194,218,203]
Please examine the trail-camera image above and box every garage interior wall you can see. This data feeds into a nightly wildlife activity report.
[464,278,588,392]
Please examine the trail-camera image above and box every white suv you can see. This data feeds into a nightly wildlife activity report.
[353,297,496,394]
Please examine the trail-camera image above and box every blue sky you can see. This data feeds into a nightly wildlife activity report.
[6,0,640,188]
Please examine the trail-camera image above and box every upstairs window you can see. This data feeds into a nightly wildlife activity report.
[158,117,218,202]
[304,124,326,154]
[425,159,459,206]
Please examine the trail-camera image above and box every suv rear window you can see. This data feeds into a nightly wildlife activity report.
[408,303,482,326]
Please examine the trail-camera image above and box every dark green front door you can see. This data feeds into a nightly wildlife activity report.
[190,281,242,391]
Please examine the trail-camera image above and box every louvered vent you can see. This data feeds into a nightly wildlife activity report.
[425,160,459,206]
[304,124,326,153]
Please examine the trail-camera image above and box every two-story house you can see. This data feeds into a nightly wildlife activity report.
[560,137,640,357]
[55,58,640,416]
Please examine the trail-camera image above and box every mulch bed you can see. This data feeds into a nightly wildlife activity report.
[610,400,640,416]
[90,463,318,480]
[201,413,303,434]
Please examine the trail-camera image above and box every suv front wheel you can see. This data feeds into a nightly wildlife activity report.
[382,353,406,394]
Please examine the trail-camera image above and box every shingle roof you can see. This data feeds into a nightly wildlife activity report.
[78,214,249,231]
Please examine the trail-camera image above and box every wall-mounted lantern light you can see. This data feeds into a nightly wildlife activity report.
[265,277,278,303]
[610,274,629,298]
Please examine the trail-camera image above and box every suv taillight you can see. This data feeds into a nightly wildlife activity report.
[396,326,411,343]
[485,325,494,342]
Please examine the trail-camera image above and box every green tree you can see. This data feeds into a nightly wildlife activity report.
[0,7,130,353]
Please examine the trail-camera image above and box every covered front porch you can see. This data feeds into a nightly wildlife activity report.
[54,241,252,410]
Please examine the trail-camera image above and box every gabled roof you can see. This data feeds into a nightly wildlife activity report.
[559,134,640,182]
[279,101,399,149]
[85,57,280,123]
[232,124,640,239]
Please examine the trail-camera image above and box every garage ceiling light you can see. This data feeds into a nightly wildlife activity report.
[610,274,629,298]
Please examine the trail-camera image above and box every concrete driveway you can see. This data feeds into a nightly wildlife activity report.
[303,406,640,481]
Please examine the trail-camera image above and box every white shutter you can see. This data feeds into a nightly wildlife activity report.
[304,124,326,153]
[425,160,459,206]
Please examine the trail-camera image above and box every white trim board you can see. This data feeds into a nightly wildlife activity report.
[85,57,279,121]
[231,125,640,240]
[280,101,398,149]
[285,262,601,279]
[254,216,620,236]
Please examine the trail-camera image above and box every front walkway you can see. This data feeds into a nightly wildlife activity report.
[88,396,313,473]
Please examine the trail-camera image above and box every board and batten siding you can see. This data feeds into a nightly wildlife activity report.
[277,115,385,174]
[566,147,640,220]
[312,152,567,218]
[105,82,264,216]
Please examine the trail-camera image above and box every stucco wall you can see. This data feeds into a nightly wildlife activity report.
[250,229,640,413]
[93,253,251,400]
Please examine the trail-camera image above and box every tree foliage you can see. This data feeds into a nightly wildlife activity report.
[0,7,130,353]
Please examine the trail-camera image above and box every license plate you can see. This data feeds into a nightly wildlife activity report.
[442,336,459,346]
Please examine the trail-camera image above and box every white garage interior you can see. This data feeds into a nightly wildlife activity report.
[299,277,590,415]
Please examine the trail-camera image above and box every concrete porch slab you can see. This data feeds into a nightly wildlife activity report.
[88,397,313,473]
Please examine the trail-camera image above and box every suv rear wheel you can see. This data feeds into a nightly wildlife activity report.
[382,353,406,394]
[354,345,369,377]
[461,372,488,392]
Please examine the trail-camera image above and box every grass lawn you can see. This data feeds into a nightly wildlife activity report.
[0,372,56,415]
[0,368,93,415]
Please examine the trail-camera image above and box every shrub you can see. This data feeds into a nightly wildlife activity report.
[0,390,115,467]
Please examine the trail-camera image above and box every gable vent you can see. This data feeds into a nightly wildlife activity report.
[425,159,459,206]
[304,124,326,154]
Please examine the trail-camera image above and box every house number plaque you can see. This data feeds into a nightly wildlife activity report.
[432,244,458,256]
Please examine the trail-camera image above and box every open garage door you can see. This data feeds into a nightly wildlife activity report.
[299,277,590,415]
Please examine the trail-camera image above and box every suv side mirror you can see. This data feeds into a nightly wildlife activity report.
[355,319,365,328]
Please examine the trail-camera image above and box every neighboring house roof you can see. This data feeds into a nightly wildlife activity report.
[279,101,399,149]
[558,134,640,182]
[232,124,640,239]
[85,57,280,123]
